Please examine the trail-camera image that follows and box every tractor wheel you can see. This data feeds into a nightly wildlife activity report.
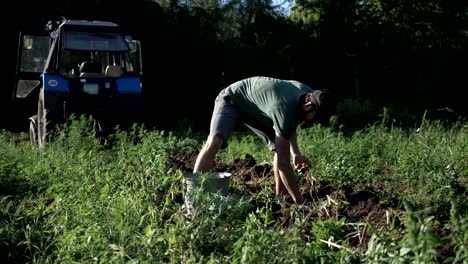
[37,88,47,148]
[95,119,108,145]
[29,115,38,144]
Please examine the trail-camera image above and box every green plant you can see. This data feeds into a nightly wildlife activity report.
[0,111,466,263]
[446,201,468,263]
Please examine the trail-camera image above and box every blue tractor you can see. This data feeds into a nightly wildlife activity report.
[14,20,143,147]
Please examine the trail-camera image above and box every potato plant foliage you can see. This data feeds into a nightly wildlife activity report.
[0,114,466,263]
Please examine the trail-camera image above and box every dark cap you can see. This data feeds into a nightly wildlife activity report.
[310,89,336,126]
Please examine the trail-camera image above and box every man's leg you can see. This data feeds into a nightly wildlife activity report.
[193,93,239,174]
[243,124,288,195]
[193,135,223,173]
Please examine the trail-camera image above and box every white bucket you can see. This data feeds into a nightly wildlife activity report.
[184,172,232,214]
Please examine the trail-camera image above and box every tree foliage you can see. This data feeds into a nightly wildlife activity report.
[291,0,468,50]
[3,0,467,132]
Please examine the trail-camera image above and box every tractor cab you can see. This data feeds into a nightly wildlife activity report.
[14,20,143,147]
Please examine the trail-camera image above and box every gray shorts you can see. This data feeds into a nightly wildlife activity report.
[210,90,276,150]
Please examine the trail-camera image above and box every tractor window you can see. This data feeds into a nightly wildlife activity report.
[60,50,137,76]
[19,35,50,73]
[63,31,129,51]
[129,40,143,75]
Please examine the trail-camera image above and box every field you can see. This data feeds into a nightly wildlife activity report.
[0,113,467,263]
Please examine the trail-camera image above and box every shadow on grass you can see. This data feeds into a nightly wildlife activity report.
[0,176,42,264]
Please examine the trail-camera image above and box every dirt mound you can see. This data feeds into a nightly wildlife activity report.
[167,148,398,248]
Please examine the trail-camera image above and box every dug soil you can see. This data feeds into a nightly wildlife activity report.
[167,148,402,252]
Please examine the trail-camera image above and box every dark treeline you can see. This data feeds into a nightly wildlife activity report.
[3,0,467,132]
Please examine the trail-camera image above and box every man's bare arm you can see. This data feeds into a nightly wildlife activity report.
[275,133,303,204]
[289,131,311,173]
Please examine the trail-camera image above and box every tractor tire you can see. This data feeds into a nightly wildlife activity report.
[37,88,47,148]
[29,115,38,144]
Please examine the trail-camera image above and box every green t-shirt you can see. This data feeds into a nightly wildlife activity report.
[222,76,312,139]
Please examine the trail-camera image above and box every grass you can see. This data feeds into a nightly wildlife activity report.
[0,111,466,263]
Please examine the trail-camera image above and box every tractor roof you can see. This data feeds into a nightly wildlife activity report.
[58,20,121,33]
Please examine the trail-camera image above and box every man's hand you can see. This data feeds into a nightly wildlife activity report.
[292,154,311,173]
